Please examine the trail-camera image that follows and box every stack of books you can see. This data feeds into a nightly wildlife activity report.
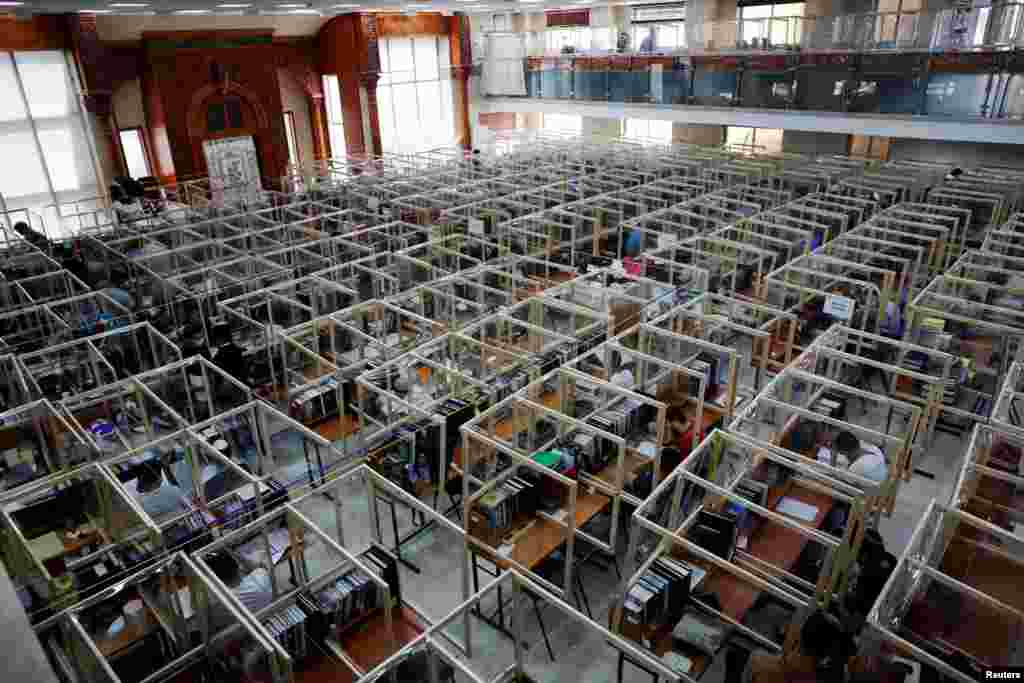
[474,476,537,531]
[622,557,697,626]
[315,569,379,631]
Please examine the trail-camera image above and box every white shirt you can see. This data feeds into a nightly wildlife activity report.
[611,369,635,389]
[816,446,849,469]
[848,442,888,483]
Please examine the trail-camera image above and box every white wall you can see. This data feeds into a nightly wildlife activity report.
[278,68,315,165]
[113,78,146,129]
[95,15,326,41]
[782,130,848,156]
[888,138,1024,168]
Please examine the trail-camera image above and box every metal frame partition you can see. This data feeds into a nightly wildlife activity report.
[782,196,860,237]
[502,295,609,351]
[0,398,92,489]
[728,363,921,518]
[459,367,608,602]
[618,429,872,666]
[905,273,1024,423]
[948,248,1024,287]
[41,551,292,683]
[191,501,398,683]
[865,499,1024,682]
[758,264,884,362]
[566,334,707,481]
[337,220,431,254]
[992,360,1024,439]
[358,568,682,683]
[711,221,811,270]
[351,342,491,504]
[657,235,780,298]
[652,291,797,390]
[291,463,470,626]
[951,422,1024,533]
[982,226,1024,259]
[926,186,1005,246]
[805,323,967,452]
[0,462,162,627]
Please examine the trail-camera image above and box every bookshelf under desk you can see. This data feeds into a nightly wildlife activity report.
[615,480,833,678]
[465,489,612,656]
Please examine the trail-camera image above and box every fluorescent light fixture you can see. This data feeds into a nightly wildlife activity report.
[173,8,212,12]
[285,7,320,11]
[216,2,252,5]
[276,2,305,5]
[109,2,149,6]
[0,1,25,5]
[331,3,360,6]
[80,7,114,11]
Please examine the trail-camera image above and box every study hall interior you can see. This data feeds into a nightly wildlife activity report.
[0,3,1021,683]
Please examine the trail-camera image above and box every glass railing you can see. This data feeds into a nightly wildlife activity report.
[477,5,1024,118]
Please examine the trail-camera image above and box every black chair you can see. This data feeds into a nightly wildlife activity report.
[443,474,463,520]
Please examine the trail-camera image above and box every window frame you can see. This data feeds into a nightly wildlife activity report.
[726,126,784,154]
[0,49,101,223]
[282,111,301,167]
[376,35,456,156]
[322,74,346,159]
[117,127,153,179]
[736,1,805,46]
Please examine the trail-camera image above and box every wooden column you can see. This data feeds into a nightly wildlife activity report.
[361,72,382,158]
[448,14,473,150]
[84,92,127,180]
[309,93,330,160]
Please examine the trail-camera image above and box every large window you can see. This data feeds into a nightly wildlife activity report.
[737,2,804,46]
[323,75,346,159]
[118,128,151,179]
[875,0,922,47]
[0,51,99,222]
[541,113,582,135]
[625,119,674,144]
[377,35,456,156]
[726,126,784,154]
[545,27,614,53]
[632,3,687,51]
[283,112,300,167]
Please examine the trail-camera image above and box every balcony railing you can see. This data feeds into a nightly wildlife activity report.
[477,4,1024,119]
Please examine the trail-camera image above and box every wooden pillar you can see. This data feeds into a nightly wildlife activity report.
[85,92,127,181]
[448,14,473,150]
[309,93,330,160]
[361,72,382,158]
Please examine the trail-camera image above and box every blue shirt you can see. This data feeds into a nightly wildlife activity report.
[624,230,643,257]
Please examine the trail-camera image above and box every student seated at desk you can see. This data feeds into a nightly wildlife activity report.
[815,430,888,483]
[207,551,274,613]
[129,464,191,520]
[610,362,636,389]
[743,610,874,683]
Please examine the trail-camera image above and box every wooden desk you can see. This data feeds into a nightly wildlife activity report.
[294,652,355,683]
[693,483,832,623]
[341,607,423,674]
[487,490,612,571]
[593,450,651,489]
[314,414,360,442]
[618,482,834,671]
[93,603,161,658]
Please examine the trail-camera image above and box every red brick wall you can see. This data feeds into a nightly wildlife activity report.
[142,35,289,183]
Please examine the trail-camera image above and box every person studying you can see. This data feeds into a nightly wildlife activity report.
[815,430,888,484]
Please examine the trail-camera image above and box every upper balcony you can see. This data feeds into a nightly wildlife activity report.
[475,3,1024,135]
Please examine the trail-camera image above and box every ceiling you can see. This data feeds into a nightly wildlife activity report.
[2,0,636,16]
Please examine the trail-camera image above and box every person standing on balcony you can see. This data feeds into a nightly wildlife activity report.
[640,27,656,52]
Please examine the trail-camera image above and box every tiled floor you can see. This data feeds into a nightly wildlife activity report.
[0,393,975,683]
